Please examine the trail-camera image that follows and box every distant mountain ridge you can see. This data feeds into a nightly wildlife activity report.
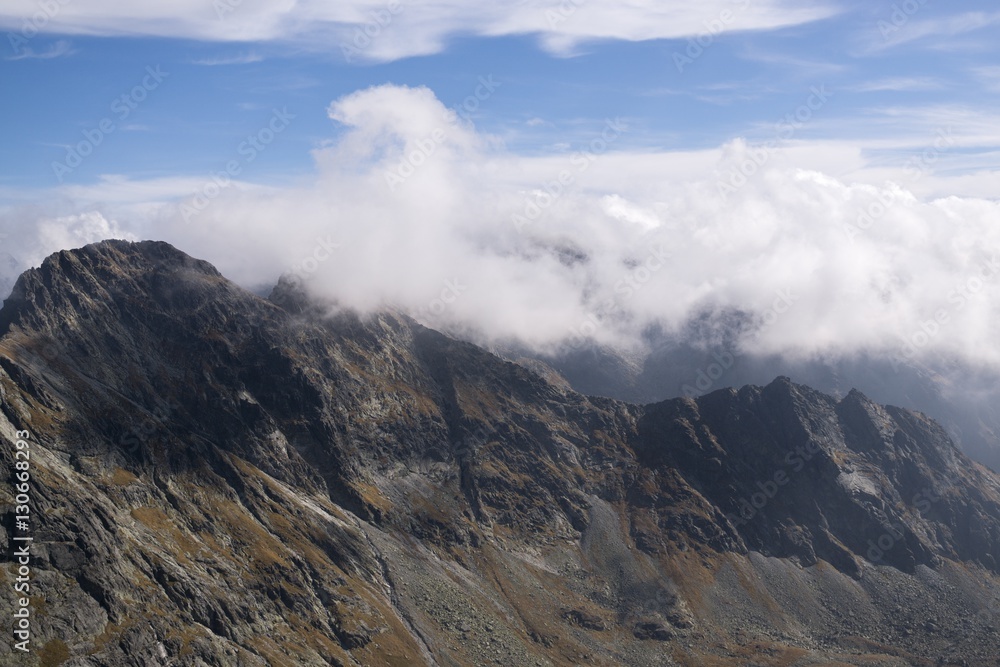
[528,334,1000,473]
[2,240,1000,666]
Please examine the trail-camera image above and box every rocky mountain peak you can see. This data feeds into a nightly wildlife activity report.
[2,241,1000,666]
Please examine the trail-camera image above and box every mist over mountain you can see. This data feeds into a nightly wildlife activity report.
[5,0,1000,663]
[4,84,998,476]
[3,240,1000,665]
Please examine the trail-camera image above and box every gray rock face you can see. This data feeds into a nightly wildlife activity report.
[1,240,1000,666]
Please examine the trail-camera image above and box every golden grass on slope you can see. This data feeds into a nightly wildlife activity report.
[109,468,139,485]
[208,497,290,568]
[37,638,70,667]
[90,618,138,656]
[129,507,202,567]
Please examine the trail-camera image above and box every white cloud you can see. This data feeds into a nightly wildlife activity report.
[872,10,1000,52]
[852,77,945,93]
[5,39,75,60]
[857,105,1000,156]
[600,195,662,231]
[190,52,264,66]
[33,211,137,266]
[973,66,1000,92]
[5,84,1000,374]
[0,1,839,61]
[738,48,846,77]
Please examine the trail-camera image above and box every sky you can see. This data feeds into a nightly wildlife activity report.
[1,0,999,373]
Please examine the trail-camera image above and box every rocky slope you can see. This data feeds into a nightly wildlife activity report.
[1,240,1000,666]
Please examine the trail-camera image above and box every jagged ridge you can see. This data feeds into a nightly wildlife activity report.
[1,240,1000,666]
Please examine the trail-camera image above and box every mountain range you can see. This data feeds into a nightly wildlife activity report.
[2,240,1000,666]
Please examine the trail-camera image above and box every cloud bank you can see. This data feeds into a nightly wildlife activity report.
[3,84,1000,377]
[0,0,838,61]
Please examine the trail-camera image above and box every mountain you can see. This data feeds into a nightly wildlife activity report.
[2,240,1000,666]
[532,337,1000,474]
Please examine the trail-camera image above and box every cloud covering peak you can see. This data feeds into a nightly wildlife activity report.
[5,84,999,378]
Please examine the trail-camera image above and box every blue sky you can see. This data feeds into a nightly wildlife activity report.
[2,0,998,191]
[1,1,999,371]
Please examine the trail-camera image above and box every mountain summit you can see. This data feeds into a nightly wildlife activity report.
[2,240,1000,666]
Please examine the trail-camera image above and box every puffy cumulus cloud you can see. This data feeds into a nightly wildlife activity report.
[166,87,1000,372]
[600,195,662,231]
[0,0,838,61]
[0,208,138,296]
[4,84,1000,376]
[0,210,135,271]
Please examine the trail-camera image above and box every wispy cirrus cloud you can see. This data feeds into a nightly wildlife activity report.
[851,76,945,93]
[5,39,75,60]
[973,66,1000,92]
[190,52,264,66]
[738,46,847,78]
[872,10,1000,52]
[0,0,840,62]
